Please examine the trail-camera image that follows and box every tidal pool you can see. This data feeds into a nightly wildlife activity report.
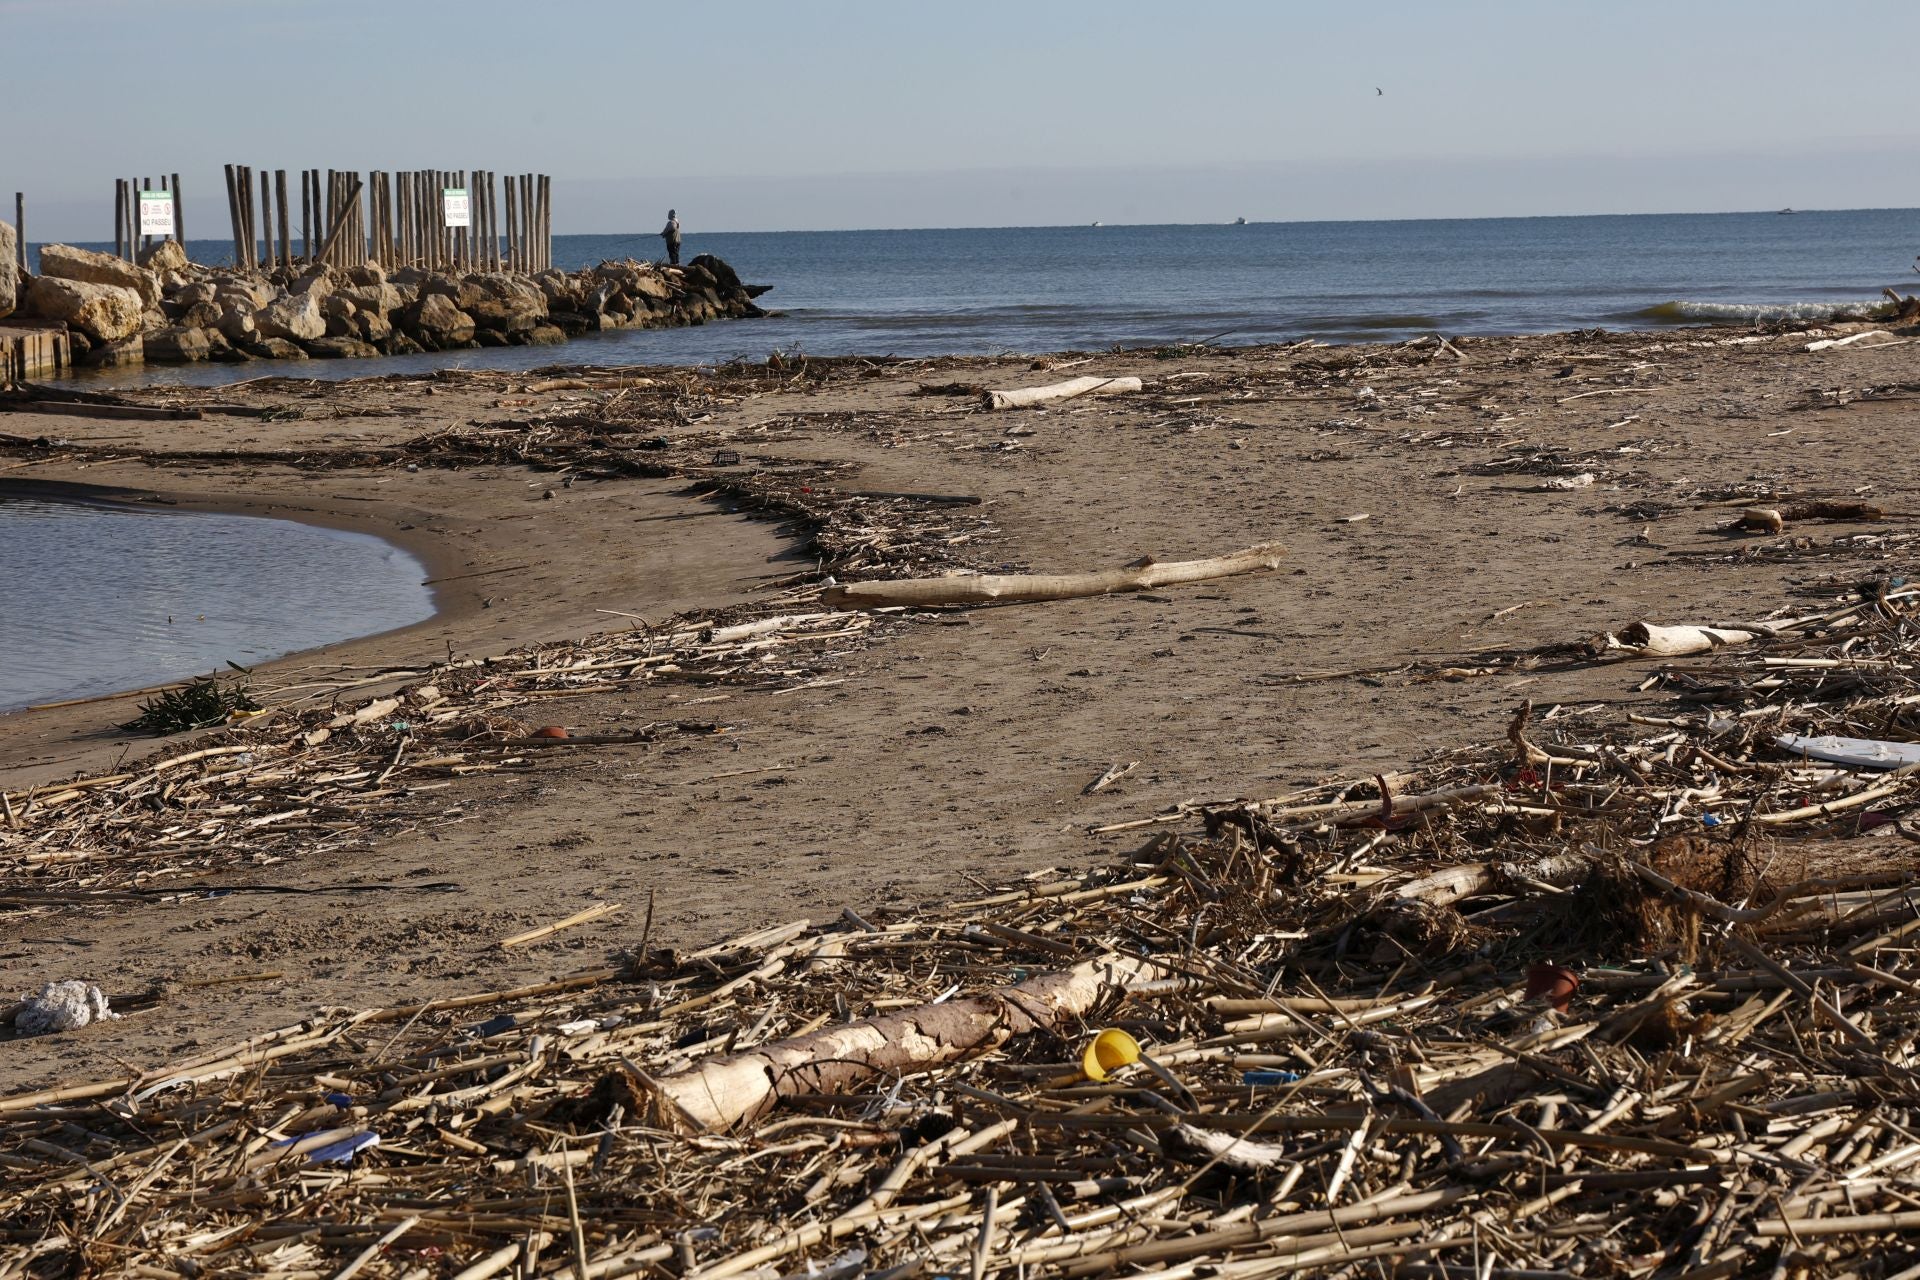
[0,493,435,713]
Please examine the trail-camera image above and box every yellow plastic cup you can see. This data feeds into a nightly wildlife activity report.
[1081,1028,1142,1081]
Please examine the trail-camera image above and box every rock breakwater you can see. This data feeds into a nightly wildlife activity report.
[1,242,767,369]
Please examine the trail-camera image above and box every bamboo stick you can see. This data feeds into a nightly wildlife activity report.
[498,902,622,949]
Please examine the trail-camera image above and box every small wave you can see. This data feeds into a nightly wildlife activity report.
[1293,312,1447,331]
[1623,299,1874,325]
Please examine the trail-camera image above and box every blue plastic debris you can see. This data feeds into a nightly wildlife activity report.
[1702,813,1722,827]
[474,1014,517,1037]
[1242,1069,1302,1086]
[307,1132,380,1164]
[324,1091,353,1109]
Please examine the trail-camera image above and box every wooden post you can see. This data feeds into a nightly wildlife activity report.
[258,169,272,270]
[484,170,495,270]
[114,179,126,259]
[504,176,517,273]
[541,174,552,271]
[275,170,290,267]
[128,177,140,260]
[223,165,243,268]
[520,175,531,272]
[172,172,184,245]
[246,166,260,269]
[310,175,364,268]
[13,192,24,272]
[244,166,258,270]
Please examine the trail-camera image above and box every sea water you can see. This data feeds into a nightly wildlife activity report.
[49,207,1920,387]
[0,495,434,713]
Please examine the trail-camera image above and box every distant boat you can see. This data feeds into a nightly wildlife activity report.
[1778,207,1796,215]
[1091,220,1102,227]
[1233,216,1248,226]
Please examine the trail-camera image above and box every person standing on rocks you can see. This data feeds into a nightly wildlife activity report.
[661,209,682,266]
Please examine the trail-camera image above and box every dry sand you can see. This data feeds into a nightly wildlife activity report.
[3,323,1917,1088]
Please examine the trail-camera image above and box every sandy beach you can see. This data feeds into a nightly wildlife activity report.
[4,320,1917,1093]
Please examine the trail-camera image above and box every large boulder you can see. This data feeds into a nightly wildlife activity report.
[397,292,474,347]
[466,292,543,334]
[255,289,327,342]
[301,335,379,359]
[26,275,145,341]
[215,281,275,312]
[237,336,308,361]
[177,300,222,330]
[419,272,489,312]
[322,294,358,337]
[289,265,334,299]
[687,253,743,295]
[352,308,392,343]
[217,305,258,343]
[339,281,403,315]
[77,334,143,369]
[145,326,212,363]
[137,240,188,273]
[40,243,159,307]
[0,222,15,319]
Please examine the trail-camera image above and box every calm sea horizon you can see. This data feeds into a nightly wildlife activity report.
[42,207,1920,386]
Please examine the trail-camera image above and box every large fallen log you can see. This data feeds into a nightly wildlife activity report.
[648,955,1156,1130]
[1609,622,1762,658]
[982,375,1143,410]
[822,542,1285,610]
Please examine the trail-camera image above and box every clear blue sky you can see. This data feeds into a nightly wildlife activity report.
[4,0,1916,238]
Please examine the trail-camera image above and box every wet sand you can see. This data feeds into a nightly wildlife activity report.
[4,323,1917,1087]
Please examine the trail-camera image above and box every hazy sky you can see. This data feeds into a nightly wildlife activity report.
[4,0,1917,239]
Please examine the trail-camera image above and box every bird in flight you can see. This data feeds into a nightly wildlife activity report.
[1376,87,1383,95]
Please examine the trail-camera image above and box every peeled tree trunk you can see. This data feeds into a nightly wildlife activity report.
[649,955,1157,1131]
[1610,622,1762,657]
[983,375,1143,410]
[822,543,1285,610]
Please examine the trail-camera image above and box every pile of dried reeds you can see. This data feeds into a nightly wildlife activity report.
[0,610,877,902]
[4,582,1919,1278]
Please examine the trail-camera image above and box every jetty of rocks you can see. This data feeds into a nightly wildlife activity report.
[0,235,768,376]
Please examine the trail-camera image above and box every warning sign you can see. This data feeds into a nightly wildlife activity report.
[139,189,174,237]
[442,188,471,229]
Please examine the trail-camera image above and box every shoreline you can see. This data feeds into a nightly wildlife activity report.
[2,317,1917,1093]
[0,474,462,719]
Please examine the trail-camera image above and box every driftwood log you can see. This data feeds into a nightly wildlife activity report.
[1611,621,1761,658]
[982,375,1143,410]
[649,955,1156,1130]
[822,543,1285,610]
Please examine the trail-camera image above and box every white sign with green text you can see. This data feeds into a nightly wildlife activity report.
[138,189,174,237]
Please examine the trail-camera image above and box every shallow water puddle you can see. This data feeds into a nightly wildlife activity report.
[0,494,434,713]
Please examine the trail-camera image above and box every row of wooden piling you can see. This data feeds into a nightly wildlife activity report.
[111,176,185,261]
[222,167,553,275]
